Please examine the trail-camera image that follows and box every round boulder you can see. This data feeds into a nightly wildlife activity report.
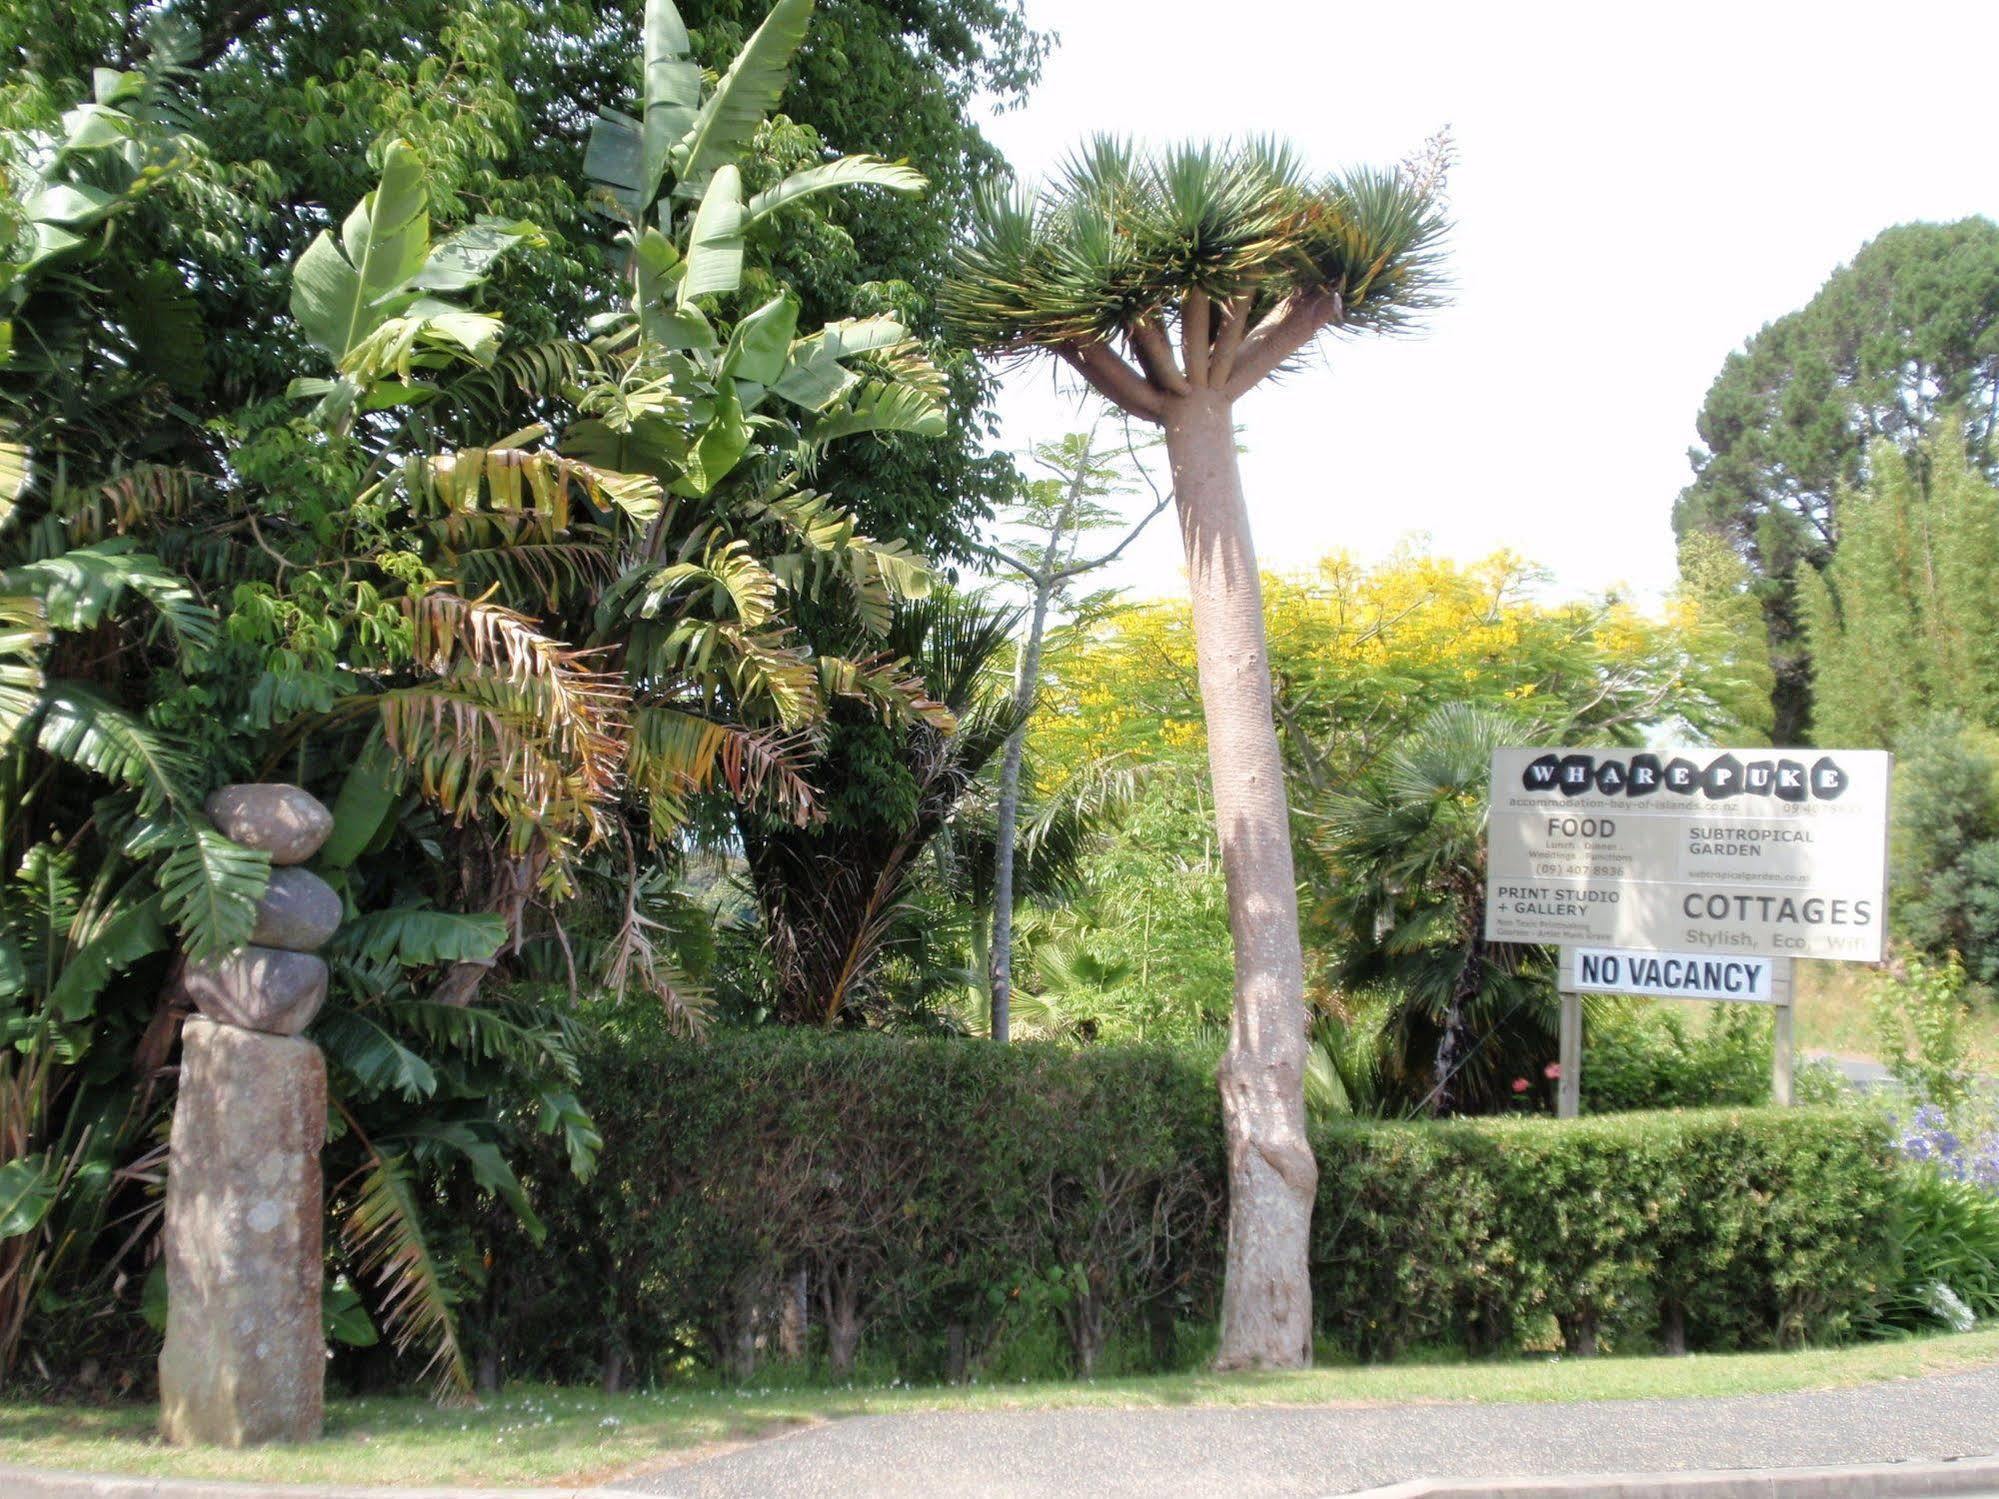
[205,784,334,867]
[182,947,329,1036]
[250,868,343,953]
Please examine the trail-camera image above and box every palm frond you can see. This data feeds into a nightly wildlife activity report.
[340,1149,473,1402]
[0,593,50,749]
[329,906,507,968]
[36,683,191,812]
[4,541,217,657]
[317,1009,439,1102]
[150,819,271,961]
[393,442,663,533]
[396,590,628,841]
[627,704,816,824]
[58,464,207,542]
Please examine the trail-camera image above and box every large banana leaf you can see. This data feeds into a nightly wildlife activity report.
[319,737,401,871]
[582,0,703,215]
[809,380,947,444]
[291,142,429,362]
[743,156,926,225]
[671,0,815,198]
[640,0,702,203]
[678,166,745,307]
[47,890,167,1022]
[289,141,533,395]
[0,1156,58,1239]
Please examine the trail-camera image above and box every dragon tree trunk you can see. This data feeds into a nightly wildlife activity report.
[1162,389,1316,1371]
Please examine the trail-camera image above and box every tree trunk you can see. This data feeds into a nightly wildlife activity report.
[988,578,1053,1043]
[818,1264,864,1377]
[778,1267,808,1361]
[1660,1299,1688,1357]
[1162,390,1316,1371]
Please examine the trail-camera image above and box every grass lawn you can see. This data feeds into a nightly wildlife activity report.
[5,1327,1997,1489]
[1793,959,1999,1067]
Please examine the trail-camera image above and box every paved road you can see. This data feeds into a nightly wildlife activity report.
[616,1365,1999,1498]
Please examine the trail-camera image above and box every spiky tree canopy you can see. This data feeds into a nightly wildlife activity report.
[943,136,1450,417]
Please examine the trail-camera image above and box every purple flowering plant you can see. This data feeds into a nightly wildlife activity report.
[1893,1103,1999,1193]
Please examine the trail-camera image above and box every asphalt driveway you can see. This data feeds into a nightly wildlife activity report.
[615,1364,1999,1498]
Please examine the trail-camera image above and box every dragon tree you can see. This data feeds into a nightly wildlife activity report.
[943,136,1449,1370]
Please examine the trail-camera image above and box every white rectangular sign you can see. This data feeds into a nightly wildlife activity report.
[1559,947,1793,1003]
[1485,747,1891,962]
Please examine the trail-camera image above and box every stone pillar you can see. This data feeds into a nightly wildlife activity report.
[158,1018,327,1446]
[160,783,339,1446]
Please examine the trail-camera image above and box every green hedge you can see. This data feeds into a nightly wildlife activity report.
[474,1029,1223,1386]
[467,1030,1901,1386]
[1311,1109,1899,1361]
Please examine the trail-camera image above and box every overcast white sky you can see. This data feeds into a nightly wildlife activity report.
[973,0,1999,608]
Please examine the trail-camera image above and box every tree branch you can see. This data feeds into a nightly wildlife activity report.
[1207,294,1255,387]
[1181,289,1213,387]
[1057,341,1167,422]
[1223,290,1342,401]
[975,542,1044,578]
[1130,318,1191,395]
[195,0,279,67]
[1057,486,1173,581]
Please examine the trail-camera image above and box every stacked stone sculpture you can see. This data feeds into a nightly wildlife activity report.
[159,784,338,1447]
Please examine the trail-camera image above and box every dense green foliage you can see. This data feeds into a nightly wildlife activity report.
[1674,218,1999,740]
[978,547,1773,1086]
[1578,1004,1774,1113]
[477,1027,1223,1384]
[466,1029,1926,1385]
[1798,435,1999,980]
[1312,1109,1899,1360]
[0,0,1012,1394]
[3,0,1043,563]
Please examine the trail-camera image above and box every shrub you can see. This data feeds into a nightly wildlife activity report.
[1311,1109,1899,1361]
[475,1029,1223,1387]
[466,1028,1904,1388]
[1580,1001,1771,1112]
[1869,953,1979,1112]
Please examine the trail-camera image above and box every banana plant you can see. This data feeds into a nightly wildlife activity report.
[288,140,537,429]
[578,0,942,501]
[0,71,197,528]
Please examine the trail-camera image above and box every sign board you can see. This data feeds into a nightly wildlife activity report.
[1485,747,1891,962]
[1558,947,1793,1003]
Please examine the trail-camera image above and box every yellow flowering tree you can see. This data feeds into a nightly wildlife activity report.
[1021,543,1773,1070]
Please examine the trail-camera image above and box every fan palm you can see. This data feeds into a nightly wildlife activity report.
[944,135,1450,1368]
[1311,704,1556,1116]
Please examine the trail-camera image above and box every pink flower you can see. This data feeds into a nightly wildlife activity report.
[1544,1062,1562,1080]
[1511,1077,1530,1094]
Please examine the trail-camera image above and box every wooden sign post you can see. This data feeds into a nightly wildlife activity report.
[1554,947,1796,1119]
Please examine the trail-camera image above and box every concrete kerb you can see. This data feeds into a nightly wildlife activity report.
[0,1468,631,1499]
[1337,1454,1999,1499]
[11,1454,1999,1499]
